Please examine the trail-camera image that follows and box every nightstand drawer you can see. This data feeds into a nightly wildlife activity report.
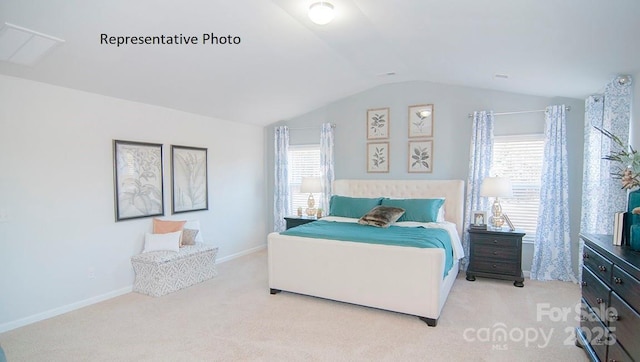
[473,244,519,260]
[470,259,519,276]
[583,245,613,286]
[471,234,518,248]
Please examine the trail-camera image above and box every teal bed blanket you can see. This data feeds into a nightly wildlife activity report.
[281,220,453,276]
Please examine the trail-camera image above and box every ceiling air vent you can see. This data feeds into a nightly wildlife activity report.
[0,23,65,66]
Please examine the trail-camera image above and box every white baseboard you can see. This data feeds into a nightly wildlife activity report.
[523,270,531,278]
[0,286,132,334]
[216,243,266,264]
[0,244,267,333]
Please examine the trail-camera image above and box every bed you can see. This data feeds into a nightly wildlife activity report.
[267,179,465,326]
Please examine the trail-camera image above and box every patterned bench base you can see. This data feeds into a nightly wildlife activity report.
[131,243,218,297]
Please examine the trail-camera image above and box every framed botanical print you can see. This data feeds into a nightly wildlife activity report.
[366,107,390,139]
[367,142,389,173]
[171,145,208,213]
[408,140,433,173]
[113,140,164,221]
[408,104,434,138]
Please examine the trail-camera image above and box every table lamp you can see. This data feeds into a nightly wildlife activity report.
[480,176,513,229]
[300,177,322,217]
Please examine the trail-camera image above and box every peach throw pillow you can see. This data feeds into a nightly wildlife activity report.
[153,218,186,234]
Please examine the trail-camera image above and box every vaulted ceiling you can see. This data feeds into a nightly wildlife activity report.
[1,0,639,126]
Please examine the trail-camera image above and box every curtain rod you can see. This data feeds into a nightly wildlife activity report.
[287,123,336,131]
[467,106,571,118]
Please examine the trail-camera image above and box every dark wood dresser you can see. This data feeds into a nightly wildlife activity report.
[577,233,640,362]
[466,228,526,287]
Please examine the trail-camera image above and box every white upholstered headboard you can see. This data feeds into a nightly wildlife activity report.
[333,179,465,237]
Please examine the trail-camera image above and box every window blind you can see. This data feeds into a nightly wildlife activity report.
[288,145,321,211]
[493,135,544,241]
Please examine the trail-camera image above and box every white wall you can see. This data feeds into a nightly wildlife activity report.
[632,71,640,149]
[0,75,266,332]
[265,80,585,275]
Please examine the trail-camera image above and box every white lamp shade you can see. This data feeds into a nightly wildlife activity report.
[308,2,335,25]
[480,177,513,198]
[300,177,322,193]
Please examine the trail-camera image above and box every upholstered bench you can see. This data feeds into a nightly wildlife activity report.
[131,243,218,297]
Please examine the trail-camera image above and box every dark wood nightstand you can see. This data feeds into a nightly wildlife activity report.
[466,228,526,287]
[284,216,317,230]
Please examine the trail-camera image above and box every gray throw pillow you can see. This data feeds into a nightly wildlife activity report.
[358,206,405,228]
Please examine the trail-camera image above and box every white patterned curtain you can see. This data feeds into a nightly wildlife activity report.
[581,77,632,235]
[462,111,494,269]
[578,76,632,280]
[531,105,576,282]
[273,126,290,232]
[320,123,335,212]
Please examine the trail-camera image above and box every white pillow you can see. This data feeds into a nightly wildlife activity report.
[184,220,204,243]
[437,205,446,222]
[143,230,182,253]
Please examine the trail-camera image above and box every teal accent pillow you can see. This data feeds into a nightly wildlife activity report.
[380,198,445,222]
[329,196,383,218]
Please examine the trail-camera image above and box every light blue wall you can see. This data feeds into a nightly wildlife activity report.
[265,80,585,275]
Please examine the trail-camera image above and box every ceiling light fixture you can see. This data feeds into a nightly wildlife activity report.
[308,2,335,25]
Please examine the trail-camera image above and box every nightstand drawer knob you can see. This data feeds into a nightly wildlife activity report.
[583,252,589,259]
[493,251,498,255]
[596,298,603,304]
[614,277,622,284]
[581,281,587,287]
[598,265,607,272]
[492,240,498,244]
[608,311,619,321]
[492,264,497,269]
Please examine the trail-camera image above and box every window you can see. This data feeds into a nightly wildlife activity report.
[492,134,544,242]
[288,145,321,212]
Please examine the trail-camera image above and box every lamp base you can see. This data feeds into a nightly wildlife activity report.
[305,208,317,217]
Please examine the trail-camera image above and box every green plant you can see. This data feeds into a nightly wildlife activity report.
[596,126,640,189]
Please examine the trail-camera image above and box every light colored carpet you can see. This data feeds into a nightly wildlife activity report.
[1,250,588,361]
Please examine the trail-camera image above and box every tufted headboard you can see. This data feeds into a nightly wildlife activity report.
[332,179,465,238]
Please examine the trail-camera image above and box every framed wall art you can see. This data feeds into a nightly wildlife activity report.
[408,104,434,138]
[171,145,209,214]
[366,107,390,139]
[408,140,433,173]
[367,142,389,173]
[113,140,164,221]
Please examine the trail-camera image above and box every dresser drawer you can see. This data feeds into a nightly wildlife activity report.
[471,234,518,248]
[612,265,640,308]
[609,291,640,359]
[579,300,609,362]
[607,339,633,362]
[472,244,519,260]
[582,267,610,320]
[471,259,519,276]
[583,245,613,286]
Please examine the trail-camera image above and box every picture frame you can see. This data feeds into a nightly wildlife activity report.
[471,210,487,229]
[113,140,164,222]
[366,107,390,139]
[503,213,515,231]
[367,142,389,173]
[408,140,433,173]
[171,145,209,214]
[408,104,434,138]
